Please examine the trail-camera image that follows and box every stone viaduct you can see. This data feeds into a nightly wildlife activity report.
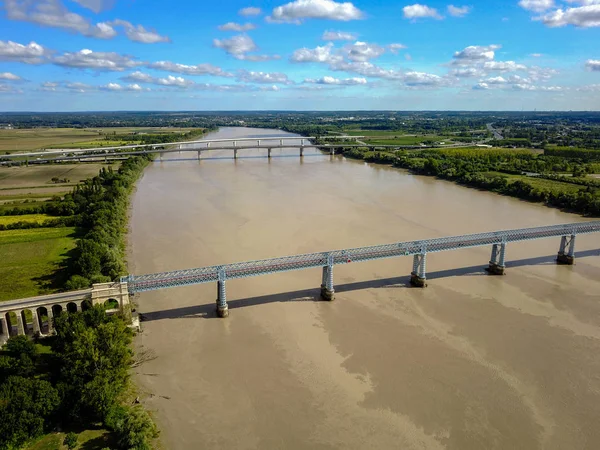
[0,282,131,345]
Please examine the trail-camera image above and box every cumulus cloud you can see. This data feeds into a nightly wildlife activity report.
[239,6,262,16]
[586,59,600,71]
[267,0,364,23]
[329,60,403,79]
[4,0,169,43]
[0,72,22,81]
[484,76,508,84]
[535,4,600,27]
[403,71,448,87]
[290,43,338,63]
[218,22,257,31]
[403,4,443,20]
[236,70,293,84]
[449,67,484,78]
[322,30,358,40]
[344,41,385,61]
[453,44,500,63]
[213,34,279,61]
[388,43,407,54]
[304,76,366,85]
[483,60,528,71]
[518,0,555,12]
[147,61,232,77]
[121,71,194,87]
[110,20,170,43]
[0,40,51,64]
[447,5,471,17]
[72,0,115,13]
[53,49,141,71]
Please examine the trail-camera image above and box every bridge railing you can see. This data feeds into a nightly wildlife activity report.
[124,221,600,295]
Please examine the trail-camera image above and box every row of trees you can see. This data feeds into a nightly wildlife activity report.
[0,307,158,450]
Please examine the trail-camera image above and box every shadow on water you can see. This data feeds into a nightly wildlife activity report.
[138,249,600,322]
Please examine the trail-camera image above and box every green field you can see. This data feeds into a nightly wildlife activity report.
[0,214,54,225]
[0,163,114,189]
[26,429,113,450]
[343,130,409,137]
[365,136,455,145]
[0,227,78,301]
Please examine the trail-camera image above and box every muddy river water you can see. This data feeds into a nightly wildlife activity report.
[129,127,600,450]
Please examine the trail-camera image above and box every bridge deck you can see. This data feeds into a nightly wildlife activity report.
[124,221,600,293]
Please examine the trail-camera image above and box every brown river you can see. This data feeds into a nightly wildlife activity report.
[129,127,600,450]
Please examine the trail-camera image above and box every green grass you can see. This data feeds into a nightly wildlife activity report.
[0,214,54,225]
[0,227,78,301]
[26,429,113,450]
[343,130,408,137]
[46,140,131,149]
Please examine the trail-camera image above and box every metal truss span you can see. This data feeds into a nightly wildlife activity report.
[124,221,600,293]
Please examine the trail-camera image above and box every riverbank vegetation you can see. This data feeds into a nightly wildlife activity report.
[0,307,158,450]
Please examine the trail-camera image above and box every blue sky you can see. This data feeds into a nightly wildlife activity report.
[0,0,599,111]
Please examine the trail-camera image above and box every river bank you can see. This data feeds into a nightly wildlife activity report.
[128,127,600,449]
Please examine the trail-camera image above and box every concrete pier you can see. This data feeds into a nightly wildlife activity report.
[216,278,229,318]
[320,265,335,301]
[410,274,427,287]
[410,253,427,287]
[557,235,576,265]
[486,243,506,275]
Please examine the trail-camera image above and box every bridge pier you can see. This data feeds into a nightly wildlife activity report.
[197,150,201,160]
[16,311,25,335]
[234,149,238,159]
[216,271,229,318]
[557,235,576,265]
[46,308,54,335]
[410,253,427,287]
[31,309,41,336]
[300,147,304,157]
[487,242,506,275]
[0,315,8,343]
[320,255,335,300]
[268,148,272,159]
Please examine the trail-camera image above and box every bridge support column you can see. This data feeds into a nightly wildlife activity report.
[0,316,8,342]
[234,149,238,159]
[487,243,506,275]
[268,148,272,159]
[197,150,201,160]
[300,147,304,157]
[31,309,41,336]
[16,311,25,335]
[320,255,335,301]
[46,308,54,335]
[557,235,576,265]
[216,270,229,318]
[410,253,427,287]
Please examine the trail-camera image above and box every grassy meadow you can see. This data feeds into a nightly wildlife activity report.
[0,227,78,301]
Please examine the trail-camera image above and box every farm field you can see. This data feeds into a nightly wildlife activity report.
[0,127,202,153]
[364,136,456,145]
[0,163,112,188]
[0,227,78,301]
[0,214,54,226]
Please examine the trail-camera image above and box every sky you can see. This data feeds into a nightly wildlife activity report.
[0,0,599,111]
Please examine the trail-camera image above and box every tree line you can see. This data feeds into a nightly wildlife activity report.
[0,306,158,450]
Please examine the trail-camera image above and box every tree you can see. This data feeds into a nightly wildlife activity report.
[64,432,78,450]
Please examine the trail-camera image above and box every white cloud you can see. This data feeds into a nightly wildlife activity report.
[40,81,59,91]
[473,82,489,90]
[236,70,293,84]
[485,76,508,84]
[447,5,471,17]
[101,82,122,91]
[403,71,448,87]
[121,71,154,83]
[586,59,600,71]
[530,53,543,57]
[344,41,385,61]
[218,22,257,31]
[239,6,262,16]
[72,0,114,13]
[527,66,559,81]
[535,4,600,27]
[4,0,169,43]
[322,30,358,40]
[388,43,407,54]
[156,75,195,87]
[518,0,555,12]
[329,60,403,79]
[268,0,364,23]
[259,85,281,91]
[449,67,484,77]
[147,61,232,77]
[304,76,366,85]
[65,82,92,92]
[403,4,443,20]
[0,72,22,81]
[290,43,338,63]
[0,84,23,94]
[0,40,51,64]
[483,60,528,71]
[213,34,279,61]
[53,49,141,71]
[453,44,500,62]
[110,20,170,43]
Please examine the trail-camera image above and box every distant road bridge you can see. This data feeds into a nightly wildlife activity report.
[1,221,598,340]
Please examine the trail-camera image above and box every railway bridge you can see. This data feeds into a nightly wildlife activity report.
[1,221,599,343]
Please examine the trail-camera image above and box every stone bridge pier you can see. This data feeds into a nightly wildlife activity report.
[0,282,132,346]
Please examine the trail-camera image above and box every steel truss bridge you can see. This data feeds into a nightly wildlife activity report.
[122,221,600,317]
